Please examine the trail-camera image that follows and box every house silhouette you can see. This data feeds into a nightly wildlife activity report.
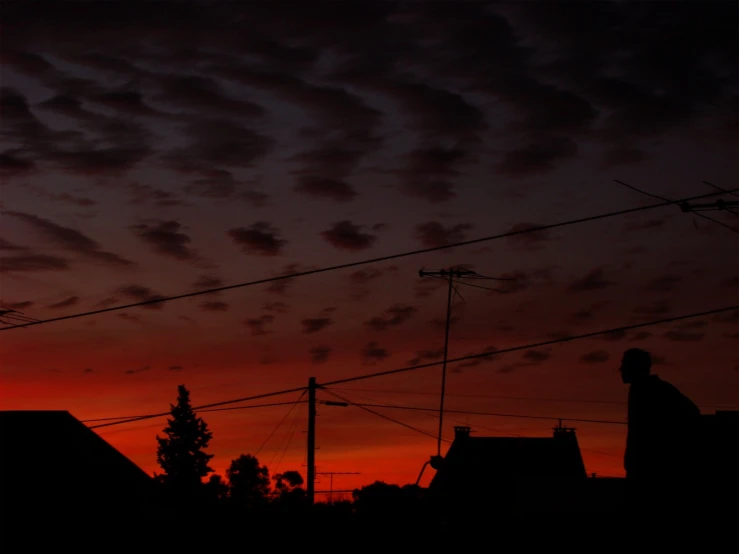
[0,410,160,534]
[427,424,587,520]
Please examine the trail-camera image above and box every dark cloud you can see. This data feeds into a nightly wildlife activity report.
[349,268,384,285]
[131,220,199,262]
[29,186,97,208]
[361,341,389,365]
[496,136,578,176]
[522,349,550,363]
[228,222,287,256]
[631,331,652,341]
[321,221,377,251]
[407,347,446,366]
[633,300,672,317]
[663,330,706,342]
[414,222,473,248]
[600,329,627,342]
[505,223,551,249]
[82,367,96,374]
[157,74,265,117]
[115,285,166,309]
[166,119,273,171]
[498,269,554,295]
[645,274,682,292]
[301,317,333,334]
[571,309,593,322]
[47,296,79,309]
[365,304,417,331]
[396,147,467,203]
[264,263,310,295]
[124,365,151,375]
[0,151,37,178]
[262,301,290,313]
[722,276,739,288]
[181,168,268,205]
[309,346,331,364]
[291,145,367,182]
[374,80,486,140]
[455,346,499,370]
[192,275,223,289]
[200,301,229,312]
[429,314,462,330]
[6,211,134,267]
[414,278,446,299]
[567,268,613,292]
[676,320,707,330]
[116,312,142,323]
[294,176,358,202]
[624,219,666,232]
[168,365,185,371]
[2,300,33,310]
[0,253,70,272]
[244,314,274,336]
[712,311,738,324]
[600,145,648,169]
[90,89,163,117]
[580,350,611,364]
[128,183,184,207]
[0,49,56,77]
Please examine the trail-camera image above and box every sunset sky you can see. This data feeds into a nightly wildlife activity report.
[1,1,737,494]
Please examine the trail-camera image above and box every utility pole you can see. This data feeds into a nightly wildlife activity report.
[307,376,316,506]
[306,380,347,506]
[315,471,360,504]
[419,267,475,456]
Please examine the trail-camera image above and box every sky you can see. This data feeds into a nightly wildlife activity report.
[1,0,737,494]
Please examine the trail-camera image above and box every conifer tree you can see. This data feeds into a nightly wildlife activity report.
[156,385,214,492]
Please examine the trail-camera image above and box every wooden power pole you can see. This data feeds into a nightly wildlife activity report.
[307,376,316,506]
[418,267,475,456]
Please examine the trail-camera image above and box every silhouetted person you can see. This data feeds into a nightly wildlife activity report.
[619,348,702,543]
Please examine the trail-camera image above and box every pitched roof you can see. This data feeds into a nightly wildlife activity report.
[428,426,587,500]
[0,410,156,519]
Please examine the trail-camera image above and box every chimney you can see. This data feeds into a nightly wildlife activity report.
[552,419,577,440]
[454,426,471,441]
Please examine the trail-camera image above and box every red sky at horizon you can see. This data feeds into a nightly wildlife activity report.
[1,1,737,494]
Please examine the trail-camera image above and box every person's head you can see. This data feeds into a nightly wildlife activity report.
[620,348,652,384]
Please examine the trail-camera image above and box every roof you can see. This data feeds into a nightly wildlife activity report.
[428,426,587,506]
[0,410,156,520]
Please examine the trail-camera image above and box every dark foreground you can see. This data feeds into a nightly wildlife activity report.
[2,511,737,554]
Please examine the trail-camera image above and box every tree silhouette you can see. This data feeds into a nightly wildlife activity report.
[155,385,214,497]
[205,474,229,501]
[273,470,306,511]
[352,481,424,518]
[226,454,270,510]
[273,470,304,492]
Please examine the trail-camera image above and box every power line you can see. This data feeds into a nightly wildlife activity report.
[701,182,739,214]
[87,386,308,429]
[255,391,306,456]
[321,388,451,443]
[614,180,738,233]
[81,399,309,423]
[2,188,734,332]
[704,181,739,200]
[319,305,738,388]
[329,387,737,410]
[327,397,627,425]
[84,305,736,430]
[271,400,304,471]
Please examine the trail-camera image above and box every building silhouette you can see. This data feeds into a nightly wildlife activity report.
[427,424,588,520]
[0,410,161,538]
